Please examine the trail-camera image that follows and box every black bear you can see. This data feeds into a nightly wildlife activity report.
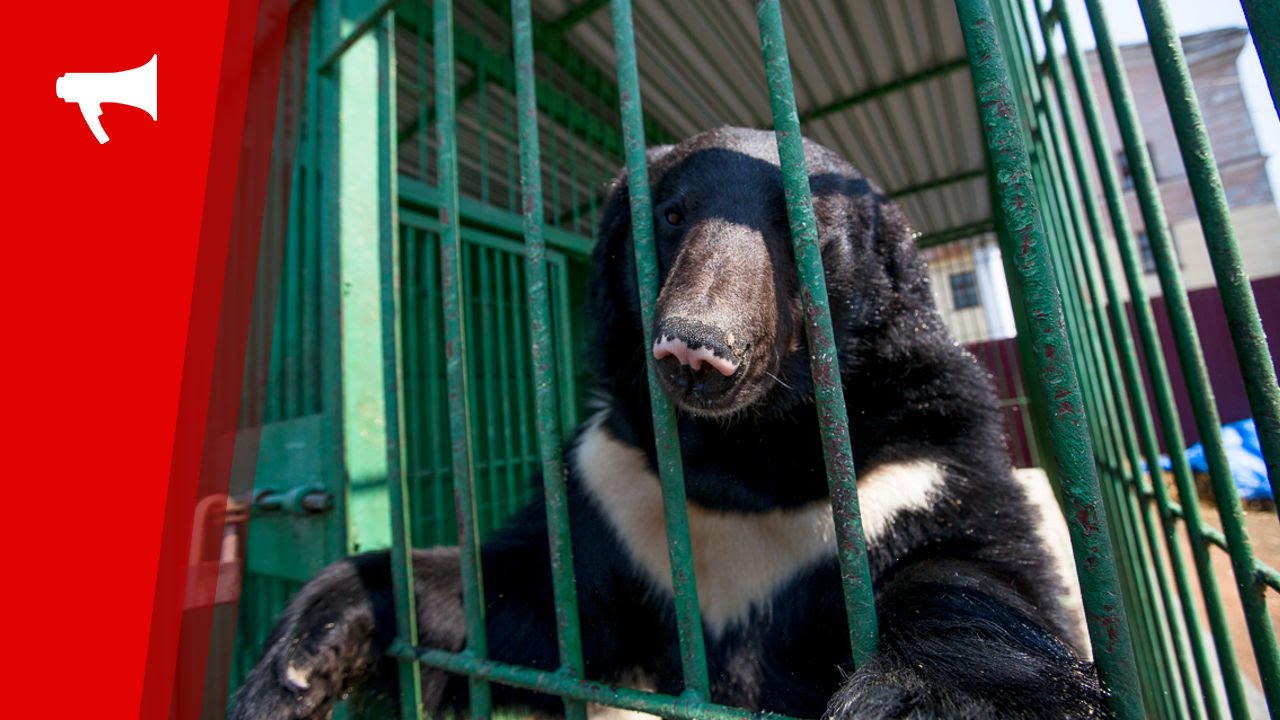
[232,127,1106,719]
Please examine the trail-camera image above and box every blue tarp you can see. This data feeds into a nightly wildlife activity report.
[1183,419,1272,501]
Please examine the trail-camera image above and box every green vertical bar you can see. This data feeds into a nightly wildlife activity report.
[754,0,878,667]
[953,2,1145,717]
[1081,0,1280,712]
[1136,0,1280,518]
[1013,1,1199,704]
[510,4,588,719]
[1239,0,1280,117]
[552,257,579,431]
[478,249,501,530]
[507,253,534,480]
[435,0,493,714]
[492,257,519,504]
[372,10,425,717]
[1035,7,1229,716]
[1055,2,1255,715]
[607,0,711,698]
[424,234,449,544]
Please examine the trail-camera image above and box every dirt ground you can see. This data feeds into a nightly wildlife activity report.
[1171,500,1280,696]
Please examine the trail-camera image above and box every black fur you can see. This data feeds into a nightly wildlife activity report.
[232,127,1106,719]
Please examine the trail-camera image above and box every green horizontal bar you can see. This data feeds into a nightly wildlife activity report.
[1138,491,1280,593]
[390,642,802,720]
[545,0,610,35]
[317,0,398,74]
[889,168,987,198]
[799,57,969,123]
[914,219,995,248]
[399,176,594,257]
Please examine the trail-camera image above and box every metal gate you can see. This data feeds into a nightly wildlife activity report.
[231,1,1280,718]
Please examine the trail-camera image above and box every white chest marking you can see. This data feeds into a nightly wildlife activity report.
[573,413,945,635]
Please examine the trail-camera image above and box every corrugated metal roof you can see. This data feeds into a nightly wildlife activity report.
[532,0,992,238]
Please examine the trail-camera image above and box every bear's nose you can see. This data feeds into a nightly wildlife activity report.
[650,315,742,381]
[652,318,740,377]
[652,336,739,377]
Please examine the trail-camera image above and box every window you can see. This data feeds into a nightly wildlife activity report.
[1136,232,1156,274]
[1116,142,1157,190]
[950,270,980,310]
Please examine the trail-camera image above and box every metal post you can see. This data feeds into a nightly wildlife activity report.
[953,1,1145,716]
[435,0,494,714]
[1081,0,1280,711]
[754,0,879,667]
[511,2,588,718]
[607,0,712,699]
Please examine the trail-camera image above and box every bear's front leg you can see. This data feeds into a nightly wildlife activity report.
[230,548,465,720]
[827,563,1108,720]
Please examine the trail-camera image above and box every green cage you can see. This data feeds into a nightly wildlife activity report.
[227,1,1280,718]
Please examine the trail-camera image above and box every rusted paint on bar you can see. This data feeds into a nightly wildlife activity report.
[608,0,712,698]
[754,0,878,667]
[510,2,588,718]
[953,1,1144,717]
[435,0,494,714]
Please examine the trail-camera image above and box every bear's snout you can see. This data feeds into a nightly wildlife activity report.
[652,317,743,407]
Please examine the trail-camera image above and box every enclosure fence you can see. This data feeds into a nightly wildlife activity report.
[232,0,1280,718]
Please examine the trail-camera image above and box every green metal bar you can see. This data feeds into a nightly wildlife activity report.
[799,57,970,125]
[755,0,878,667]
[371,9,425,717]
[954,2,1145,716]
[1025,94,1171,714]
[551,256,579,431]
[435,0,493,714]
[316,0,397,74]
[1136,0,1280,519]
[423,233,449,542]
[391,643,804,720]
[478,250,501,530]
[1005,0,1197,707]
[491,254,518,508]
[508,253,535,479]
[914,219,996,248]
[1034,6,1234,715]
[511,3,588,718]
[1055,2,1256,716]
[1240,0,1280,118]
[888,168,987,199]
[608,0,711,698]
[398,176,593,258]
[1034,15,1223,717]
[1082,1,1280,712]
[1011,29,1181,703]
[545,0,610,35]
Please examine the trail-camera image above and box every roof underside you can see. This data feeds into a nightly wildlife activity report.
[532,0,993,240]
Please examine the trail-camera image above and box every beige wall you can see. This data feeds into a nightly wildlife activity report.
[1096,202,1280,303]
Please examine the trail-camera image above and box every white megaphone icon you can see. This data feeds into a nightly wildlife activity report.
[56,54,157,144]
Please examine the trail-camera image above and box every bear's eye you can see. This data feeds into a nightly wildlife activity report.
[665,210,684,226]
